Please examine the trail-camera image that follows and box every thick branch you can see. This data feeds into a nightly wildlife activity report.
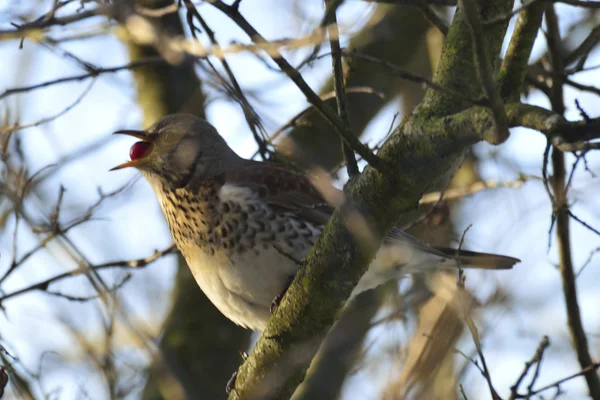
[497,0,545,102]
[437,102,600,149]
[421,0,513,115]
[461,0,509,143]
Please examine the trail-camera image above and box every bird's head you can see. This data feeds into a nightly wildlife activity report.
[111,114,241,189]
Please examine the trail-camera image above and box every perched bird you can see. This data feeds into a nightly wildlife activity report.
[111,113,519,331]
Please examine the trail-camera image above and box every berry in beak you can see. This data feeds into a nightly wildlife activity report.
[110,130,154,171]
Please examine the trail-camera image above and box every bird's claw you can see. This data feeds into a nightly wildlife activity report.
[270,293,284,314]
[226,371,238,394]
[270,277,293,314]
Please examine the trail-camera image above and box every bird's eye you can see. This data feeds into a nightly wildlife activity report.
[130,141,153,161]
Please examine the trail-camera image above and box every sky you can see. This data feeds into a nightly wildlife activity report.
[0,1,599,399]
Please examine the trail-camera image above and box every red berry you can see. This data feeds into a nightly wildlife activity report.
[130,141,152,161]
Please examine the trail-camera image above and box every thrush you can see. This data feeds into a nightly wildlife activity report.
[111,114,519,331]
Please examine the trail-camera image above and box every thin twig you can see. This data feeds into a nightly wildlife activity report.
[514,363,600,398]
[508,335,550,400]
[484,0,544,26]
[1,79,96,135]
[208,0,388,171]
[419,179,527,204]
[183,0,268,159]
[455,242,501,400]
[0,6,108,40]
[249,87,384,161]
[325,3,358,177]
[576,246,600,278]
[0,246,176,305]
[0,57,162,101]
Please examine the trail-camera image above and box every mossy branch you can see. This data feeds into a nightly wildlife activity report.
[498,1,545,102]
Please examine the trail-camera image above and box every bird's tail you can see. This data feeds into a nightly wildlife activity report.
[352,243,520,297]
[434,247,520,270]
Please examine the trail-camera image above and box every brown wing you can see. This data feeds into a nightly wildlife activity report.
[223,160,334,226]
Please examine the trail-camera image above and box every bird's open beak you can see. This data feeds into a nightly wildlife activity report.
[110,130,153,171]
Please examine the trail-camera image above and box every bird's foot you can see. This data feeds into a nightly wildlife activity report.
[270,277,293,314]
[270,291,286,314]
[226,371,237,394]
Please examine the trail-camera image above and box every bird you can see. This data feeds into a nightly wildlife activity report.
[111,113,520,331]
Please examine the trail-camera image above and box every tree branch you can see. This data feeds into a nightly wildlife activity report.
[421,0,512,115]
[325,1,359,177]
[497,0,545,102]
[0,57,162,101]
[0,6,109,40]
[428,102,600,149]
[0,246,176,305]
[460,0,509,143]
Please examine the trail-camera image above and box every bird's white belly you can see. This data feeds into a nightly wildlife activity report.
[181,243,299,331]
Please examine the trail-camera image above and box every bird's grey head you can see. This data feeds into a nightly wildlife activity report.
[111,113,241,189]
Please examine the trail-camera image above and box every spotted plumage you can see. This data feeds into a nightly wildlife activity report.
[112,113,520,331]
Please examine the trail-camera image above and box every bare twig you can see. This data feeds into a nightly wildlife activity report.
[508,336,550,400]
[457,286,502,400]
[0,245,176,305]
[515,363,600,399]
[0,6,109,40]
[249,87,384,161]
[576,246,600,278]
[1,79,96,135]
[0,57,162,100]
[484,0,544,26]
[568,210,600,237]
[182,0,268,159]
[325,3,358,177]
[419,178,527,205]
[208,0,388,171]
